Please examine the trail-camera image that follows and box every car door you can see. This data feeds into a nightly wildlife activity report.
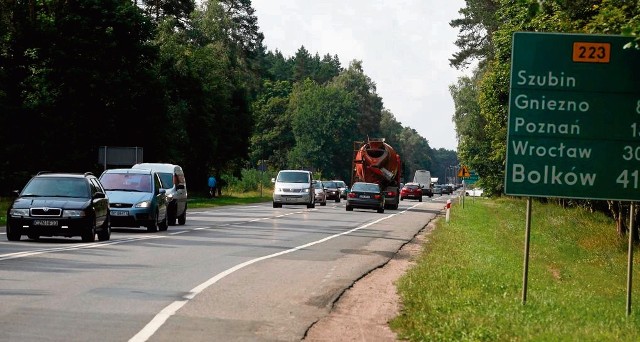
[90,178,109,227]
[153,172,168,219]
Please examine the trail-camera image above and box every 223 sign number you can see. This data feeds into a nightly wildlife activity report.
[572,42,610,63]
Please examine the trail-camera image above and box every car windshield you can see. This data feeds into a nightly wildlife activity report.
[352,183,380,192]
[315,181,324,188]
[21,177,89,198]
[405,185,418,190]
[335,181,346,188]
[277,171,309,183]
[100,173,153,192]
[324,181,338,188]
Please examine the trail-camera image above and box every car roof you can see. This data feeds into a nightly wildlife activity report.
[102,168,153,175]
[35,172,94,179]
[132,163,181,173]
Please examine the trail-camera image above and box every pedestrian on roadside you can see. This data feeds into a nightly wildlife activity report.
[208,175,217,198]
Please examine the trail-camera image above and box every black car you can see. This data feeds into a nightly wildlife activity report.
[346,182,385,213]
[6,172,111,242]
[323,181,342,202]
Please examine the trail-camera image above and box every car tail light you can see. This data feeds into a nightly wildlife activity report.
[386,191,396,196]
[348,193,357,198]
[374,194,382,199]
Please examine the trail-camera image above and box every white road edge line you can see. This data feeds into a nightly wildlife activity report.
[129,212,401,342]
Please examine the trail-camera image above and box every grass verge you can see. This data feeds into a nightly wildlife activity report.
[187,190,272,208]
[391,196,640,341]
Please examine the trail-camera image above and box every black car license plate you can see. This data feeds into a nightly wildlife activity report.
[111,210,129,216]
[34,220,58,226]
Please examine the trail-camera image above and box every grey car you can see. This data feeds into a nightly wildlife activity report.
[313,180,327,206]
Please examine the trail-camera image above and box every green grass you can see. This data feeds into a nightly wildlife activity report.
[187,189,272,208]
[391,197,640,341]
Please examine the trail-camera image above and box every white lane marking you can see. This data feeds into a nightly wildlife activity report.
[129,213,398,342]
[0,226,220,261]
[0,235,164,261]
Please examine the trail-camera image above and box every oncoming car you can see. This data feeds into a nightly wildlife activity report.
[272,170,315,208]
[313,180,327,206]
[6,172,111,242]
[99,168,168,232]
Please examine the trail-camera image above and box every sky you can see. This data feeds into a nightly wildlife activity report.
[251,0,469,151]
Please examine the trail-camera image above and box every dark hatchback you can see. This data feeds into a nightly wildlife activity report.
[323,181,342,202]
[6,172,111,242]
[346,182,385,213]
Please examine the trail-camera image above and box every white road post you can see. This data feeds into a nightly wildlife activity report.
[445,199,451,222]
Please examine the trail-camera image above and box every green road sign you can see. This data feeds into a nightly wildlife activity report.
[504,32,640,201]
[466,171,479,185]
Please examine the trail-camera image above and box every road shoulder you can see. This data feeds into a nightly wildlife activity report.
[303,205,439,341]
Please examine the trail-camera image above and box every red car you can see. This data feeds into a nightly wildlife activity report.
[400,183,423,202]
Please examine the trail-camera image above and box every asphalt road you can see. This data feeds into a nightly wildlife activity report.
[0,195,451,341]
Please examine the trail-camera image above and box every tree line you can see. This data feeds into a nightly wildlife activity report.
[449,0,640,236]
[0,0,457,194]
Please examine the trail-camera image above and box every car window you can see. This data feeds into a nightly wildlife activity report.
[352,183,379,192]
[157,172,174,188]
[101,173,153,192]
[324,182,337,188]
[22,177,89,198]
[277,171,309,183]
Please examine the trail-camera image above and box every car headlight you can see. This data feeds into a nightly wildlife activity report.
[63,210,86,218]
[9,208,29,217]
[166,193,173,200]
[135,200,151,208]
[303,188,309,193]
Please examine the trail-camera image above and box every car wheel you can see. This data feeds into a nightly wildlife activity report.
[27,234,39,241]
[147,210,159,232]
[177,204,187,225]
[82,222,96,242]
[400,197,404,201]
[419,197,422,202]
[335,198,340,203]
[159,213,168,231]
[321,201,327,206]
[98,217,111,241]
[346,205,353,211]
[168,210,177,226]
[307,202,315,209]
[377,207,385,214]
[273,202,282,208]
[6,225,21,241]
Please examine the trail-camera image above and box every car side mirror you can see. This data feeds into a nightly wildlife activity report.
[93,192,106,199]
[271,178,276,183]
[159,188,166,195]
[11,189,20,198]
[176,184,185,190]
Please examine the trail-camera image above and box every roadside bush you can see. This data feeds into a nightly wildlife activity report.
[224,168,275,193]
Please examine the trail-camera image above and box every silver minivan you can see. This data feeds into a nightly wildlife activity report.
[272,170,315,208]
[132,163,188,225]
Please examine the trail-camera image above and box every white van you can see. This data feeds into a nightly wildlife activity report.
[413,170,433,197]
[132,163,188,225]
[272,170,315,208]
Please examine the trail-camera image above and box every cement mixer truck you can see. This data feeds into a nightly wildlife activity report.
[350,138,401,210]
